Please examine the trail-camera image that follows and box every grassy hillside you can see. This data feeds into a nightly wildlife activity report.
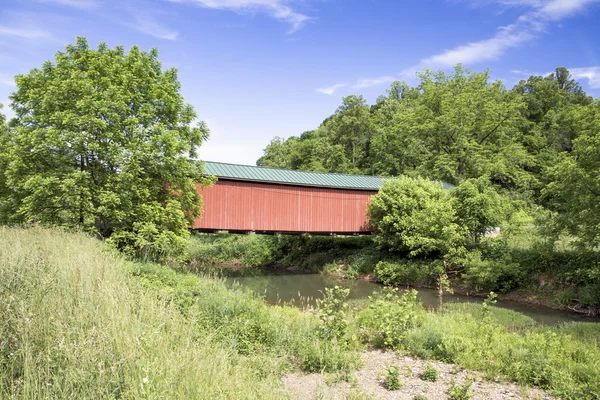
[0,227,356,399]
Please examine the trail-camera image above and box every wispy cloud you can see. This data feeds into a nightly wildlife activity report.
[0,26,53,40]
[0,74,15,87]
[318,0,600,94]
[421,20,535,67]
[128,12,179,40]
[37,0,101,9]
[353,76,396,89]
[316,83,347,95]
[421,0,600,68]
[170,0,311,33]
[570,67,600,89]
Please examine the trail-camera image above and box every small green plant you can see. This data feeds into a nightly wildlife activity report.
[384,365,402,390]
[318,286,350,340]
[482,291,498,320]
[449,379,473,400]
[358,288,421,349]
[413,395,428,400]
[421,363,439,382]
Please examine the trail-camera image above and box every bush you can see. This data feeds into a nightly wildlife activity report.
[358,288,423,349]
[373,259,438,286]
[384,366,402,390]
[449,380,473,400]
[367,177,465,258]
[421,364,439,382]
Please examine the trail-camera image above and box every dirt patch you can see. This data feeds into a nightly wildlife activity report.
[283,350,553,400]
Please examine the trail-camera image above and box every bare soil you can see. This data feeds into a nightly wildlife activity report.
[283,350,554,400]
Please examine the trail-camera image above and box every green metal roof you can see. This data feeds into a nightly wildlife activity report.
[203,161,386,190]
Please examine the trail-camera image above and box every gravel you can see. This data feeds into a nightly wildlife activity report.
[283,350,554,400]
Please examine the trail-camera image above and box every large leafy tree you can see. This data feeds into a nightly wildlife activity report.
[512,67,593,203]
[0,38,212,256]
[544,102,600,248]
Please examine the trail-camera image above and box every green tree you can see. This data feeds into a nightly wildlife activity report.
[544,102,600,248]
[0,38,212,256]
[367,177,465,260]
[326,95,373,172]
[512,67,593,203]
[452,178,510,243]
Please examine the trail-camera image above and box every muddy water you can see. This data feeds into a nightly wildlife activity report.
[227,273,599,325]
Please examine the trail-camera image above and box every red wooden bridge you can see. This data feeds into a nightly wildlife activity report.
[194,162,386,235]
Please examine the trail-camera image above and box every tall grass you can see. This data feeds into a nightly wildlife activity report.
[0,227,358,398]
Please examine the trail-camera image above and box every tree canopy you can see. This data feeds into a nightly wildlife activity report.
[0,38,212,256]
[258,65,597,248]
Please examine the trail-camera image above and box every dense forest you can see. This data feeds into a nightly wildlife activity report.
[258,66,599,249]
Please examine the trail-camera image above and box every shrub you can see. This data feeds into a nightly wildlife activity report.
[449,380,473,400]
[384,366,402,390]
[422,364,439,382]
[367,177,465,258]
[358,288,422,349]
[373,259,438,286]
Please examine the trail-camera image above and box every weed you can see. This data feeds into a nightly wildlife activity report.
[319,286,350,340]
[421,363,439,382]
[448,379,473,400]
[413,395,428,400]
[384,365,402,390]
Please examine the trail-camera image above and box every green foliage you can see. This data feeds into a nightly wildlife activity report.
[367,177,465,259]
[373,259,438,286]
[0,38,212,257]
[452,178,511,242]
[384,365,402,390]
[544,101,600,248]
[358,288,422,349]
[187,233,277,267]
[441,303,536,330]
[400,307,600,399]
[448,380,473,400]
[318,286,350,340]
[421,364,439,382]
[413,395,428,400]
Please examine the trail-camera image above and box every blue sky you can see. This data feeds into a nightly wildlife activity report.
[1,0,599,165]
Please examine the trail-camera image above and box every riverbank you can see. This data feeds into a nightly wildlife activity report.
[2,227,599,399]
[186,232,600,317]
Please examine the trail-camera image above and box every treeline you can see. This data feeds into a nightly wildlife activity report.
[258,66,600,249]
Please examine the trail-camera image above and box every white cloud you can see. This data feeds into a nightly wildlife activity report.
[352,76,395,89]
[316,83,347,95]
[538,0,600,20]
[422,0,599,67]
[129,13,179,40]
[319,0,599,96]
[422,22,533,67]
[0,74,15,87]
[0,26,53,40]
[570,67,600,89]
[37,0,101,9]
[170,0,311,32]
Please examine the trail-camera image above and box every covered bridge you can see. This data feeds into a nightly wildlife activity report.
[193,162,387,235]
